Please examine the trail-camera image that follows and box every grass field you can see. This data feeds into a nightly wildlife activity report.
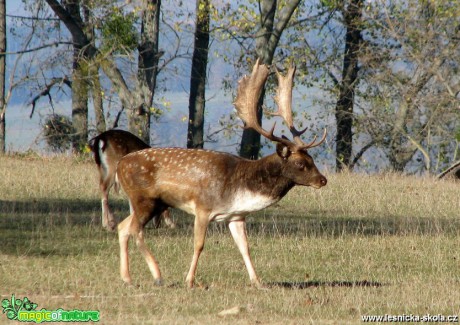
[1,153,459,324]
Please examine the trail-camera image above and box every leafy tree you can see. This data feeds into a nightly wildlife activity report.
[355,0,460,173]
[254,0,459,173]
[45,0,163,144]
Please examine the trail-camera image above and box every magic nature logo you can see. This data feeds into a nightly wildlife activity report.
[2,294,99,323]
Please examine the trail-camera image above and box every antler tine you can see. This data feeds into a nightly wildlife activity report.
[300,128,328,150]
[234,59,292,147]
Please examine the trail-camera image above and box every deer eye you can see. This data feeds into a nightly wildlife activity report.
[294,161,305,170]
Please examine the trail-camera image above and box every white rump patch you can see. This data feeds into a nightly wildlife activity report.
[99,140,109,171]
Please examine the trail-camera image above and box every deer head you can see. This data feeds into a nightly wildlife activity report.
[234,59,327,188]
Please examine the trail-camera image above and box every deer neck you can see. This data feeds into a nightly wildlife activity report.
[232,153,294,200]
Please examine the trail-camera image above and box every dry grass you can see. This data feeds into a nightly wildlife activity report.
[1,154,459,324]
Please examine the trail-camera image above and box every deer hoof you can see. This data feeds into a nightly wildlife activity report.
[107,220,117,232]
[123,281,139,289]
[154,278,164,286]
[252,281,268,290]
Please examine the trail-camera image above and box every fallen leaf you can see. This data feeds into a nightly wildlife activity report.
[218,306,241,317]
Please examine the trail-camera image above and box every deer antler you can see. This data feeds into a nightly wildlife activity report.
[234,59,293,148]
[234,59,327,151]
[273,64,327,150]
[273,65,307,146]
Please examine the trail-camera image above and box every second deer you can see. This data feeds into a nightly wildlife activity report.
[116,60,327,288]
[89,129,175,231]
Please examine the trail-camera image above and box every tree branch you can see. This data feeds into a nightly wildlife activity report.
[269,0,302,55]
[6,14,60,21]
[29,77,72,118]
[349,140,375,170]
[45,0,94,54]
[1,42,74,55]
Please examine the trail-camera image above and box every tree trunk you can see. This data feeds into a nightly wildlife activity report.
[82,5,105,134]
[135,0,162,144]
[239,0,275,159]
[89,63,106,133]
[65,0,89,153]
[239,0,301,159]
[0,0,5,153]
[187,0,210,149]
[71,57,88,153]
[335,0,363,171]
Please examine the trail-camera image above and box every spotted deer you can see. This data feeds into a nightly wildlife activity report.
[88,129,175,231]
[116,60,327,288]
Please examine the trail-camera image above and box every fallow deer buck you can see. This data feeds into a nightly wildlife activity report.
[88,129,175,231]
[116,59,327,288]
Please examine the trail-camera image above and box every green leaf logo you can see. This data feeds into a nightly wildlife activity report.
[1,294,38,320]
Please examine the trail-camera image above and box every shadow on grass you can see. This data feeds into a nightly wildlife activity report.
[243,210,460,237]
[2,197,460,237]
[0,198,128,215]
[268,280,384,289]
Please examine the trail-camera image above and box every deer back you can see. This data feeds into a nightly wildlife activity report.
[117,145,325,222]
[89,129,150,171]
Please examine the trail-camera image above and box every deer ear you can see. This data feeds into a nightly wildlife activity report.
[276,143,291,159]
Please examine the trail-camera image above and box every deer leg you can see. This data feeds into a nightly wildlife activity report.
[100,182,109,229]
[134,228,163,286]
[185,213,209,288]
[118,214,133,284]
[152,209,176,229]
[100,178,117,231]
[162,209,176,229]
[228,219,262,288]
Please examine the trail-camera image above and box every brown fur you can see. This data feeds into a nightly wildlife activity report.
[116,145,326,287]
[88,129,175,231]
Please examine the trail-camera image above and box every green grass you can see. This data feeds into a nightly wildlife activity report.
[1,154,459,324]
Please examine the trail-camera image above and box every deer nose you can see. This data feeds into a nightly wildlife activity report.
[320,176,327,187]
